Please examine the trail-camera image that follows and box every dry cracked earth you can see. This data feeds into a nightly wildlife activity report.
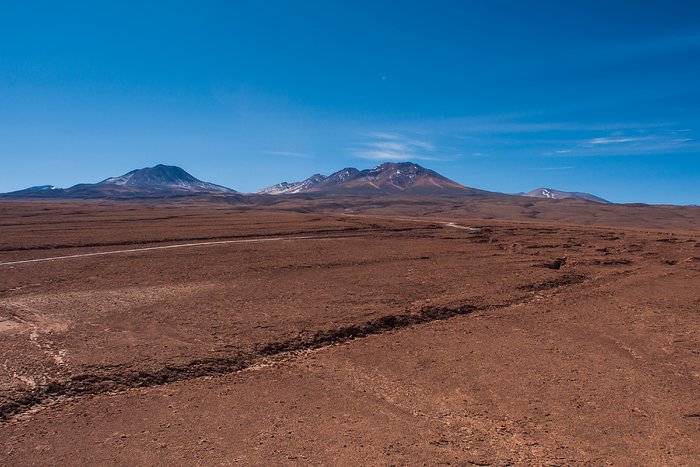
[0,199,699,465]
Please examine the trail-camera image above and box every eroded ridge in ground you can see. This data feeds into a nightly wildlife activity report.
[2,303,488,419]
[1,279,600,421]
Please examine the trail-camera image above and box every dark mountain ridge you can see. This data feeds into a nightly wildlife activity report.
[258,162,478,195]
[3,162,610,204]
[2,165,236,199]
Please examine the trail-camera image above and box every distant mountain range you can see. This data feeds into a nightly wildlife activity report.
[2,164,236,199]
[1,162,609,203]
[258,162,478,195]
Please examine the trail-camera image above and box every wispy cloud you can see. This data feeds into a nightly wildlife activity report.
[533,127,697,157]
[566,132,698,156]
[353,133,440,161]
[419,117,676,136]
[260,150,309,157]
[538,166,574,170]
[364,132,435,150]
[588,136,653,145]
[352,113,696,162]
[366,131,402,140]
[355,150,438,161]
[354,150,440,161]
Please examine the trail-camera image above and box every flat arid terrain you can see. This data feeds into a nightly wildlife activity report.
[1,198,699,465]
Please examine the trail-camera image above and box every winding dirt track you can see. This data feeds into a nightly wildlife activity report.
[0,220,477,267]
[0,236,336,267]
[0,200,699,465]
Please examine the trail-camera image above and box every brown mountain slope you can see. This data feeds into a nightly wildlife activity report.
[259,162,481,195]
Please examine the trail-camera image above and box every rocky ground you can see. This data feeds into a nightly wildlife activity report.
[0,199,698,465]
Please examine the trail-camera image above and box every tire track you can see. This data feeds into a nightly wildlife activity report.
[0,234,362,267]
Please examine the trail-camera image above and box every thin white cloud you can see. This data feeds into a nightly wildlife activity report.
[353,150,439,161]
[573,138,700,156]
[366,131,403,140]
[536,133,698,157]
[588,136,652,145]
[407,139,435,151]
[369,141,410,151]
[539,166,574,170]
[353,132,438,161]
[355,119,695,163]
[444,120,674,135]
[260,150,309,157]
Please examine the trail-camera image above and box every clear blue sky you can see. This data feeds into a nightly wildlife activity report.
[1,0,699,204]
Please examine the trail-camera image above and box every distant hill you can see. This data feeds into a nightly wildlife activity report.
[2,163,611,204]
[522,188,610,204]
[258,174,328,195]
[258,162,479,195]
[1,165,236,199]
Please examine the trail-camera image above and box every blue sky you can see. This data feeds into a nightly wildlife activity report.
[1,0,699,204]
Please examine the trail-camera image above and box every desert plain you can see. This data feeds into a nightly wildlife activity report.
[0,196,699,465]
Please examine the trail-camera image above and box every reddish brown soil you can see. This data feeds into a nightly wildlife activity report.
[0,199,699,465]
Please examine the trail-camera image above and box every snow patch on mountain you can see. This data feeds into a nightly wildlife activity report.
[524,187,609,203]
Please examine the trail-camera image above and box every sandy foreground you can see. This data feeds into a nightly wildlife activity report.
[0,199,699,465]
